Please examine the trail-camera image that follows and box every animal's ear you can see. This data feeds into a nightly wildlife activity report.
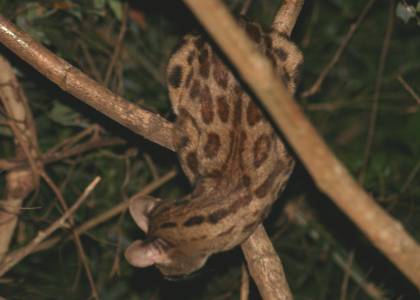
[128,195,161,233]
[125,239,170,268]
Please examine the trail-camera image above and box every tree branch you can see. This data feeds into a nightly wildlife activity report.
[0,15,176,152]
[183,0,420,290]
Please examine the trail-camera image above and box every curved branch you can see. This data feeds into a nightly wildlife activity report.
[0,15,176,152]
[184,0,420,290]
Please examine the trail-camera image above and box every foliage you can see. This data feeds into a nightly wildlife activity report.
[0,0,419,299]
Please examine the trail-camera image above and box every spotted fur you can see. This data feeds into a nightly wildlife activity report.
[125,17,303,277]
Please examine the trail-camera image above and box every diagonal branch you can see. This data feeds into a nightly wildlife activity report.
[0,177,100,277]
[183,0,420,290]
[0,15,176,152]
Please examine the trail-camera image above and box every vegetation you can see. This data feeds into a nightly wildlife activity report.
[0,0,419,299]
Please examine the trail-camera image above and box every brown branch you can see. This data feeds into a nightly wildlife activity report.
[242,226,292,300]
[0,15,176,152]
[183,0,420,290]
[272,0,304,36]
[397,75,420,104]
[184,1,304,299]
[0,55,38,261]
[0,177,100,277]
[301,0,377,98]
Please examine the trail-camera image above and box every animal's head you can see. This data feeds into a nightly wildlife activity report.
[124,195,210,277]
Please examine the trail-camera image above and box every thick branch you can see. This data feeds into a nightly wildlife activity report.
[0,55,38,261]
[0,15,175,151]
[183,0,420,289]
[242,226,292,300]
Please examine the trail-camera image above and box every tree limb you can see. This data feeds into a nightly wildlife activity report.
[183,0,420,290]
[0,15,176,152]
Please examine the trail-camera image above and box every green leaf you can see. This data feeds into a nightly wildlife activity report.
[107,0,122,20]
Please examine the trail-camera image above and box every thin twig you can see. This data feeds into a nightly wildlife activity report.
[340,251,355,300]
[401,160,420,194]
[40,172,99,299]
[0,177,100,277]
[359,0,395,183]
[33,170,177,253]
[0,137,125,171]
[397,75,420,104]
[104,5,128,87]
[301,0,377,98]
[283,198,388,300]
[240,0,253,15]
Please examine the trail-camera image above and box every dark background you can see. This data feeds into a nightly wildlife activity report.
[0,0,419,299]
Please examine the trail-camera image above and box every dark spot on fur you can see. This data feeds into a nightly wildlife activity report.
[185,69,193,88]
[245,22,261,43]
[184,215,205,227]
[190,79,201,99]
[212,54,228,89]
[266,50,277,68]
[207,169,223,178]
[174,199,190,206]
[229,194,252,213]
[293,61,303,87]
[233,97,242,126]
[186,152,198,174]
[168,65,183,88]
[160,222,177,229]
[242,220,259,233]
[187,50,195,65]
[255,170,277,198]
[199,47,210,78]
[246,102,263,126]
[275,47,288,61]
[204,132,221,158]
[242,175,251,187]
[238,130,247,171]
[178,136,190,149]
[217,225,235,237]
[194,36,205,49]
[253,134,271,168]
[282,68,291,84]
[189,235,208,241]
[234,85,243,96]
[264,35,272,50]
[200,85,214,124]
[216,95,229,122]
[208,208,229,224]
